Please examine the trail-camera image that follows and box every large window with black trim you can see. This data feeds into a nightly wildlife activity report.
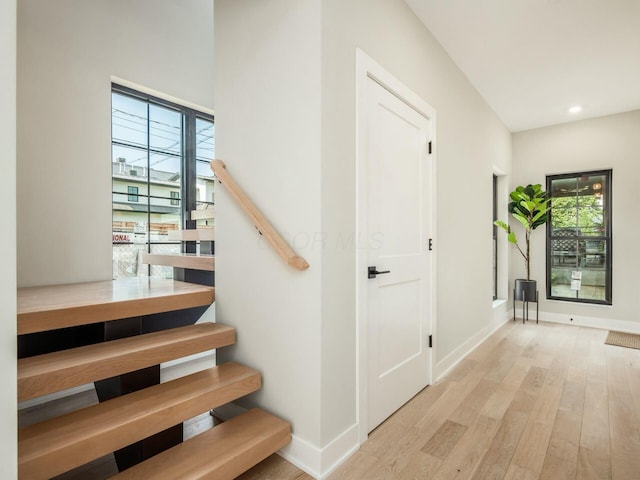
[546,170,612,304]
[111,84,215,279]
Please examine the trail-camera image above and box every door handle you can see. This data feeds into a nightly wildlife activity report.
[368,266,391,279]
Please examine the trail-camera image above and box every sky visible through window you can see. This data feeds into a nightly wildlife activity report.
[112,92,215,175]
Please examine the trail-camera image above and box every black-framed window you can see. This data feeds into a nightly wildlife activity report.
[492,174,498,300]
[546,170,612,304]
[111,84,215,279]
[127,186,139,202]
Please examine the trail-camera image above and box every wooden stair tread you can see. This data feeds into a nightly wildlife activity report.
[112,408,291,480]
[18,363,261,480]
[191,207,216,221]
[18,323,235,402]
[18,278,215,335]
[167,228,215,242]
[141,252,215,271]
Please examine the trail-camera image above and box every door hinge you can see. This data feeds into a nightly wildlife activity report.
[428,141,432,154]
[428,238,433,251]
[428,335,433,348]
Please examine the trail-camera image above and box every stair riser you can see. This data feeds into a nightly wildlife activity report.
[19,328,235,401]
[19,370,261,480]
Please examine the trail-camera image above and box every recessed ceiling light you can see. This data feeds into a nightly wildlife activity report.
[568,105,582,114]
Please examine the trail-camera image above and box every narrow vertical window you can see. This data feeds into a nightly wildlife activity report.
[493,174,498,300]
[547,170,612,304]
[127,186,139,202]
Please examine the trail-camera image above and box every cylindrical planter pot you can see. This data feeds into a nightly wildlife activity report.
[514,279,537,302]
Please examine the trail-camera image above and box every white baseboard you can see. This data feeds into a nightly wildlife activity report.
[539,311,640,334]
[278,423,359,480]
[213,402,359,480]
[434,312,511,381]
[319,423,359,478]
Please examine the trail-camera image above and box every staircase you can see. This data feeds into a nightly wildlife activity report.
[17,277,291,479]
[141,207,216,275]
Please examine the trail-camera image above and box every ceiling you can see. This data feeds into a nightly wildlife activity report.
[404,0,640,132]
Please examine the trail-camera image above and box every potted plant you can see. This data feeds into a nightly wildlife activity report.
[494,184,550,302]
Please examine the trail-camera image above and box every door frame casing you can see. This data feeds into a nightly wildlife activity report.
[355,49,437,444]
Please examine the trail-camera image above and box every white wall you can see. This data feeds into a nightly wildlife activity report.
[214,0,324,459]
[17,0,214,287]
[216,0,511,476]
[0,0,18,475]
[320,0,512,444]
[512,110,640,330]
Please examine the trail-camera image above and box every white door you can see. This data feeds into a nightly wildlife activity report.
[365,77,433,432]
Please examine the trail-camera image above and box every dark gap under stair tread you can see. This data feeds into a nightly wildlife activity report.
[18,362,260,480]
[18,322,235,402]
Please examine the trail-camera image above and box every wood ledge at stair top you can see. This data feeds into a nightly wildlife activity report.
[18,322,235,402]
[167,228,215,242]
[191,207,216,221]
[112,408,291,480]
[141,252,215,271]
[17,277,215,335]
[18,363,261,480]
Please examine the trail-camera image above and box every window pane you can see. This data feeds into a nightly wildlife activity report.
[550,245,607,303]
[196,159,214,180]
[112,190,149,279]
[112,190,149,211]
[550,197,577,233]
[112,145,149,181]
[149,196,181,232]
[149,243,181,279]
[112,243,147,278]
[196,118,215,161]
[112,93,148,148]
[149,104,182,154]
[197,160,216,206]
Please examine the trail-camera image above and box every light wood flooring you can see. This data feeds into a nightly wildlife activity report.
[239,321,640,480]
[20,321,640,479]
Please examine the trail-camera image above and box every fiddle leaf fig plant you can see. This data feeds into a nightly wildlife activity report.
[494,184,550,281]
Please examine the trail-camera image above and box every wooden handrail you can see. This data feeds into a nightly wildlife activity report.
[210,160,310,271]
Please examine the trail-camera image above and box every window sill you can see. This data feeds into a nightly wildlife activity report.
[492,299,507,309]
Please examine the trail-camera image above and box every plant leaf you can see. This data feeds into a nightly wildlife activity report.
[512,212,529,230]
[494,220,510,232]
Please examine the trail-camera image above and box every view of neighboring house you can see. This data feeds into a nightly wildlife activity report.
[111,88,216,279]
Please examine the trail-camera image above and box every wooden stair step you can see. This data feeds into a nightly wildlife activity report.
[191,206,216,221]
[142,252,215,271]
[167,228,215,242]
[112,408,291,480]
[18,278,215,335]
[18,323,235,402]
[18,363,260,480]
